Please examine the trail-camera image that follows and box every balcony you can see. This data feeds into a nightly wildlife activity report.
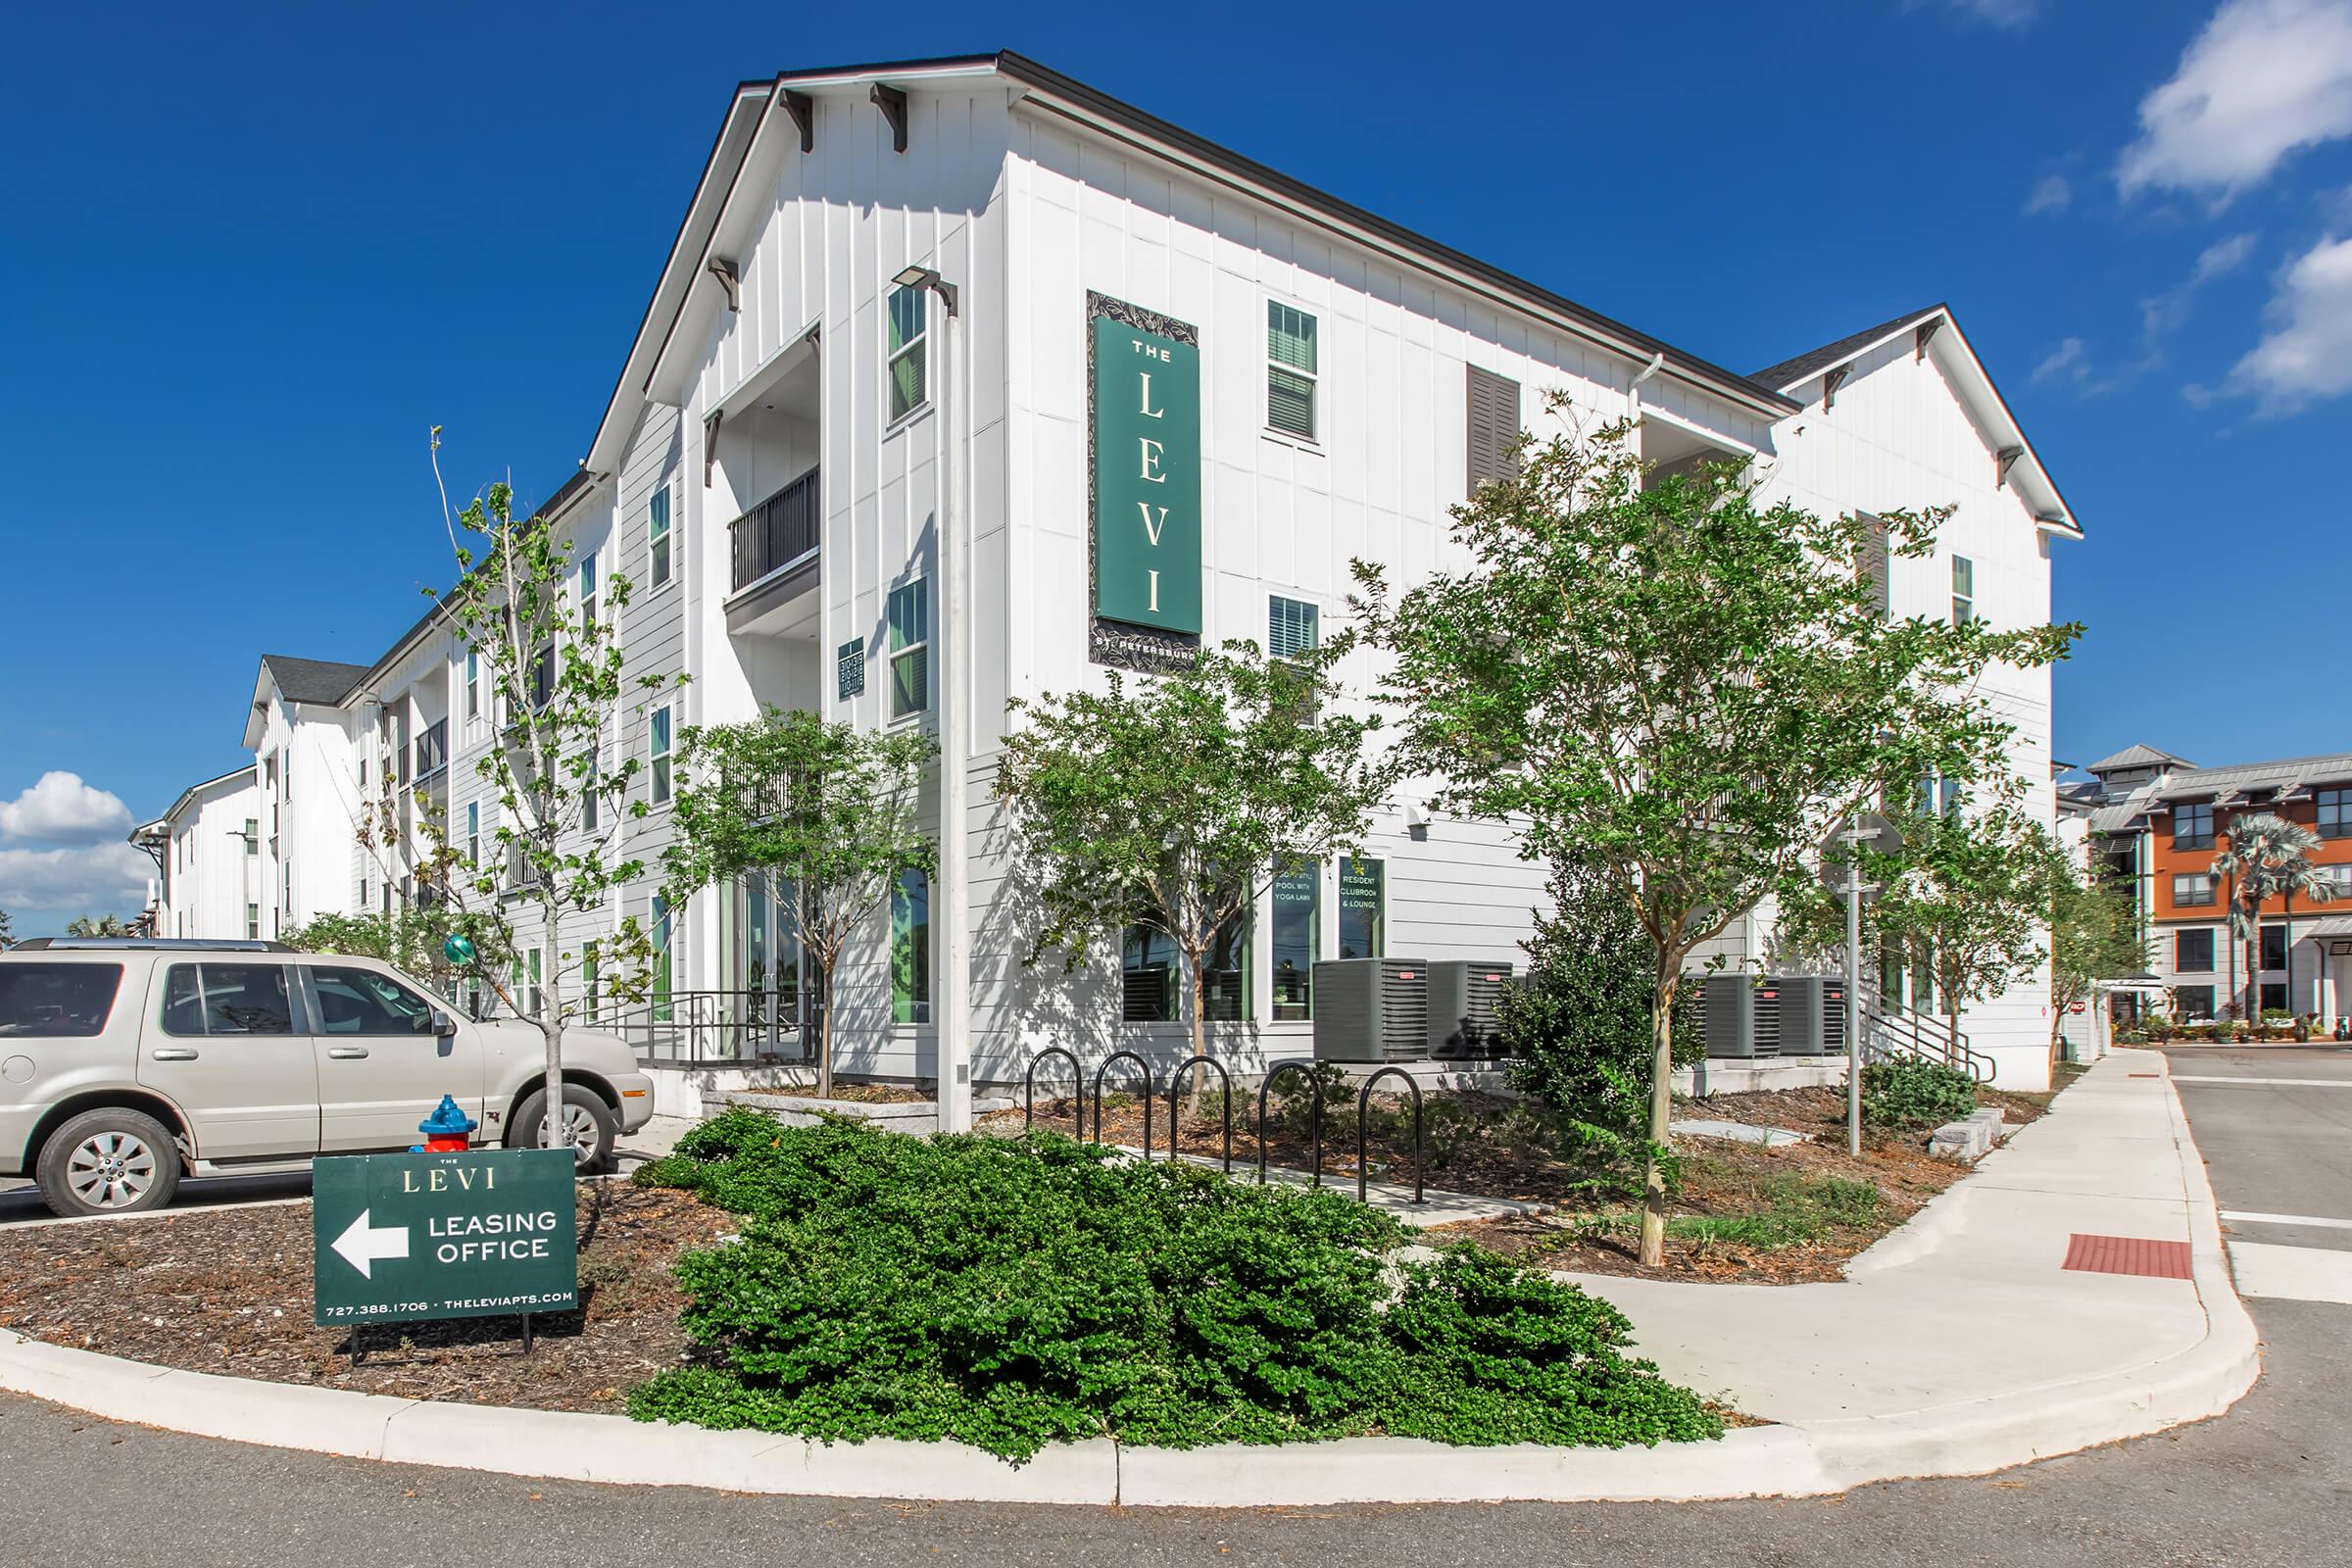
[729,467,820,598]
[414,718,449,782]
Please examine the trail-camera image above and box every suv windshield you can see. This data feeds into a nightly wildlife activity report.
[0,963,124,1037]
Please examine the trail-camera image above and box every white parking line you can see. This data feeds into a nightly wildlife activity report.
[2171,1076,2352,1088]
[2223,1209,2352,1231]
[2229,1241,2352,1305]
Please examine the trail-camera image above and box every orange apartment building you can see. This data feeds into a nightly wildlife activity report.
[2066,745,2352,1025]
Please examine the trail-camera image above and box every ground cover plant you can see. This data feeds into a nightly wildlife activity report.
[1860,1058,1980,1131]
[627,1110,1721,1460]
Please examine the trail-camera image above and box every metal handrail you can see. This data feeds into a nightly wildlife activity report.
[1024,1047,1082,1137]
[1091,1051,1152,1160]
[1164,1054,1233,1173]
[605,989,811,1066]
[1257,1059,1323,1188]
[1355,1066,1426,1205]
[1853,979,1995,1083]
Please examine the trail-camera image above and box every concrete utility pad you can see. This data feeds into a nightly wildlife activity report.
[1670,1118,1810,1147]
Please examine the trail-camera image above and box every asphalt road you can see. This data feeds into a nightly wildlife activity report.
[0,1054,2347,1566]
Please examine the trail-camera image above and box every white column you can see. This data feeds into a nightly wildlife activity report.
[936,284,973,1132]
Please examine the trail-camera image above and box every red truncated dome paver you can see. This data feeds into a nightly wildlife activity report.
[2063,1234,2193,1280]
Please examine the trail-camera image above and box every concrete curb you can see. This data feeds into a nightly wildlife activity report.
[0,1054,2262,1506]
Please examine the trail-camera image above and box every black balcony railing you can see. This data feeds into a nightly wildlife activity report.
[415,718,448,780]
[729,467,820,595]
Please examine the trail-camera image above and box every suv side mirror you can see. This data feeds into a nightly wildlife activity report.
[431,1009,459,1039]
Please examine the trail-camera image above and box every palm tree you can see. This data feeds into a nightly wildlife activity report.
[0,908,14,951]
[2211,812,2334,1020]
[63,914,133,939]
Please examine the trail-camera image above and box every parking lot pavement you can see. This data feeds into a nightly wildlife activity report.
[2164,1045,2352,1306]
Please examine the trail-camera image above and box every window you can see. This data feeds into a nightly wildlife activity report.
[2319,788,2349,839]
[466,802,480,869]
[2175,985,2216,1020]
[161,963,293,1037]
[509,950,543,1019]
[1466,366,1520,490]
[1201,910,1251,1022]
[582,942,599,1025]
[361,877,370,910]
[2176,929,2215,972]
[1272,865,1320,1021]
[1267,301,1318,439]
[1269,596,1319,662]
[1339,858,1385,959]
[837,639,866,701]
[579,549,599,631]
[0,963,123,1038]
[527,642,555,710]
[1121,923,1178,1022]
[651,707,673,805]
[1950,556,1975,624]
[465,650,479,719]
[2173,803,2214,850]
[2173,873,2216,907]
[651,895,673,1023]
[358,752,368,789]
[2320,863,2352,899]
[888,579,929,719]
[243,818,258,856]
[2262,982,2288,1014]
[2261,924,2287,972]
[649,483,672,588]
[582,746,600,833]
[892,867,931,1024]
[888,283,928,421]
[310,965,437,1035]
[245,904,260,941]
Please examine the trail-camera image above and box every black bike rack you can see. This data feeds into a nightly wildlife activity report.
[1164,1054,1233,1173]
[1024,1047,1083,1137]
[1257,1058,1324,1188]
[1355,1066,1426,1205]
[1091,1050,1153,1160]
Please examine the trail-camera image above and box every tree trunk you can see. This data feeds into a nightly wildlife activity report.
[1638,966,1680,1268]
[537,895,564,1157]
[815,948,835,1101]
[1188,951,1206,1065]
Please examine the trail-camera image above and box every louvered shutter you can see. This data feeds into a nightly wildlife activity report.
[1268,596,1319,661]
[1466,366,1521,491]
[1857,513,1889,618]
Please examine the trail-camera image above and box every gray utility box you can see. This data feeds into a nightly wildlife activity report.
[1703,975,1757,1059]
[1776,977,1827,1056]
[1312,958,1432,1062]
[1428,958,1516,1059]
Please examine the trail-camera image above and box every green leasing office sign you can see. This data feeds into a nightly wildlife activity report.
[313,1148,577,1327]
[1091,294,1201,644]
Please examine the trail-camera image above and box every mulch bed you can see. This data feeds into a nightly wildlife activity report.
[0,1183,734,1414]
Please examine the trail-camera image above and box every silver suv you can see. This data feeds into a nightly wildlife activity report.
[0,940,656,1217]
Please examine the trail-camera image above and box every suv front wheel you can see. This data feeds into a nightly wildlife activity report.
[36,1108,183,1218]
[506,1085,617,1173]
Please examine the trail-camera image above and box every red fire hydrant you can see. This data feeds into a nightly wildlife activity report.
[413,1094,478,1152]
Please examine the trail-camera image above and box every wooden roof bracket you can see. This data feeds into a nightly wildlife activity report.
[1996,445,2024,489]
[779,88,814,153]
[871,83,908,153]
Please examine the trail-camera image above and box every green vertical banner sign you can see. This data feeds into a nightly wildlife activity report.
[1092,301,1201,637]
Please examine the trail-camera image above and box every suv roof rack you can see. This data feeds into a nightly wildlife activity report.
[9,938,300,954]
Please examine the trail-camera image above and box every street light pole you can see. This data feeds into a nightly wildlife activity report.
[1845,813,1864,1157]
[894,264,970,1132]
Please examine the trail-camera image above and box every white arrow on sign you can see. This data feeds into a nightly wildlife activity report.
[331,1208,411,1279]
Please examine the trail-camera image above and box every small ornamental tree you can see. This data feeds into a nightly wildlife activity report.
[996,639,1394,1066]
[2049,857,2148,1058]
[420,432,667,1156]
[2210,811,2333,1019]
[281,907,513,999]
[1353,415,2077,1264]
[663,707,935,1099]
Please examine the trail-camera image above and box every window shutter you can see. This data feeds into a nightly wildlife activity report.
[1465,366,1520,490]
[1857,514,1889,618]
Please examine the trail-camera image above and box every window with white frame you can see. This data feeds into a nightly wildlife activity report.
[582,740,601,833]
[579,548,599,631]
[650,706,672,805]
[887,283,928,421]
[466,801,479,869]
[1267,301,1318,439]
[887,579,928,719]
[465,650,479,720]
[1950,556,1975,624]
[649,483,672,588]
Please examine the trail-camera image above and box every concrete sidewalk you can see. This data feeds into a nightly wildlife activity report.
[1560,1047,2257,1471]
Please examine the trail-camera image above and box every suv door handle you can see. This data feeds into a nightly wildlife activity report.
[326,1046,370,1059]
[150,1048,199,1062]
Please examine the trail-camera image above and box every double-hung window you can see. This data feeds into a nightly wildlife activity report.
[1267,302,1318,439]
[649,483,672,588]
[2318,788,2349,839]
[888,579,929,719]
[465,650,479,720]
[466,802,480,869]
[2173,803,2214,851]
[2173,872,2216,907]
[650,706,673,806]
[1950,556,1975,624]
[2175,928,2215,972]
[581,741,601,833]
[579,549,599,632]
[888,284,928,421]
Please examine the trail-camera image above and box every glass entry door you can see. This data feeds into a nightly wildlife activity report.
[739,871,807,1057]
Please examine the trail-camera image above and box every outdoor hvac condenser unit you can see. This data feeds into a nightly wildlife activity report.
[1702,975,1756,1058]
[1311,958,1432,1062]
[1428,958,1515,1059]
[1776,976,1827,1056]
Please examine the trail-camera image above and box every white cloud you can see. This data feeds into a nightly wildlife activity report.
[2024,173,2073,215]
[2032,336,2092,384]
[0,772,134,845]
[2141,231,2260,339]
[2213,231,2352,410]
[1947,0,2043,26]
[2119,0,2352,202]
[0,842,152,914]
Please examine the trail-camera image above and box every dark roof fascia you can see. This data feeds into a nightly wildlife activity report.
[1750,304,1945,393]
[992,51,1798,419]
[146,764,258,832]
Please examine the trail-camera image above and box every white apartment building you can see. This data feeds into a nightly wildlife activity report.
[155,53,2080,1091]
[130,767,264,941]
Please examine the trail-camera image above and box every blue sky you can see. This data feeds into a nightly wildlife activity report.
[3,0,2349,934]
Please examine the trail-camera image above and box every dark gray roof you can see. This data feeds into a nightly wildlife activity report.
[2087,742,2189,774]
[259,655,371,707]
[1751,304,1946,392]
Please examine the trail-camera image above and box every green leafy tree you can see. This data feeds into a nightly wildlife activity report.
[996,639,1394,1066]
[420,431,667,1153]
[64,914,134,939]
[280,907,514,999]
[2210,811,2333,1019]
[2048,857,2148,1057]
[663,707,935,1099]
[1352,416,2076,1264]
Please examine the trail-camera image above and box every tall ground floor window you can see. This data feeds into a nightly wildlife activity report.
[2176,984,2216,1020]
[1339,858,1384,959]
[738,871,804,1037]
[893,867,931,1025]
[652,895,674,1023]
[1201,911,1250,1023]
[1122,923,1178,1022]
[1271,865,1320,1020]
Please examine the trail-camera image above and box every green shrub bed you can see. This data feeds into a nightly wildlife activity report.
[1861,1057,1980,1131]
[627,1109,1722,1461]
